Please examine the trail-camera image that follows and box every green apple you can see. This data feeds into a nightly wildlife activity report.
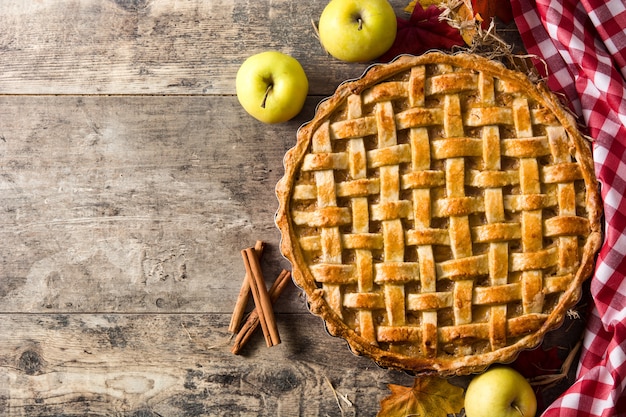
[464,366,537,417]
[235,51,309,124]
[318,0,397,62]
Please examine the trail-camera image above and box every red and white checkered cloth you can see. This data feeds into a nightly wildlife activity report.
[511,0,626,415]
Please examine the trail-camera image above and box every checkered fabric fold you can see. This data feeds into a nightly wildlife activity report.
[511,0,626,415]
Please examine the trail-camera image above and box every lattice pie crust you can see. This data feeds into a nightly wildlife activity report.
[276,53,602,375]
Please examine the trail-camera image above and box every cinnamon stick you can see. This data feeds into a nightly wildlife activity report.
[228,240,265,333]
[232,269,291,354]
[241,247,281,347]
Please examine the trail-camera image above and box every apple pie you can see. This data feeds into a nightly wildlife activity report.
[275,52,602,375]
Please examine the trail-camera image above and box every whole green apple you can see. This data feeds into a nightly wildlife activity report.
[464,366,537,417]
[235,51,309,124]
[318,0,397,62]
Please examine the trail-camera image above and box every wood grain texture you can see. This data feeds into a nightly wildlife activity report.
[0,313,415,416]
[0,0,408,96]
[0,95,318,314]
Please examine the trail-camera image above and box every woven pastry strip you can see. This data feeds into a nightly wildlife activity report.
[277,53,602,375]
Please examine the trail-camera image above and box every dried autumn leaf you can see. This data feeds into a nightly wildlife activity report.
[405,0,440,12]
[405,0,513,43]
[378,3,465,62]
[471,0,513,27]
[406,1,478,46]
[448,1,478,46]
[512,346,564,380]
[377,376,465,417]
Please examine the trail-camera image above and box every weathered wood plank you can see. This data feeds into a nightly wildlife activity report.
[0,0,409,96]
[0,313,416,416]
[0,95,316,313]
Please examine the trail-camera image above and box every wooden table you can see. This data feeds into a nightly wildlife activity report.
[0,1,424,415]
[1,0,588,415]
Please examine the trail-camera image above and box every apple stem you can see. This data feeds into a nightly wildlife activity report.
[357,17,363,30]
[513,403,525,417]
[261,83,272,109]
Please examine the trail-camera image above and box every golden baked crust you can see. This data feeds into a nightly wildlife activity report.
[275,52,602,375]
